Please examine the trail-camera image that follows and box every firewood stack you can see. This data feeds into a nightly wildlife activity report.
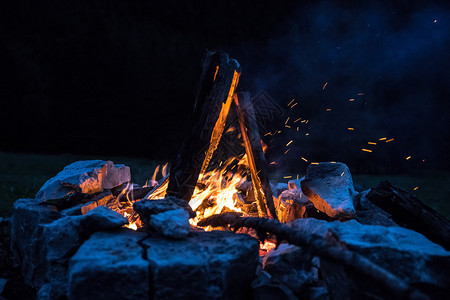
[166,50,277,220]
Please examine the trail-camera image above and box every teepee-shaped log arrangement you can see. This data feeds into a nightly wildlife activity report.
[166,50,277,220]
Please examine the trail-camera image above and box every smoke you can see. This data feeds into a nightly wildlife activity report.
[233,1,450,174]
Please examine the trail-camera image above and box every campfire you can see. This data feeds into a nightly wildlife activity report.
[120,51,277,234]
[7,51,450,300]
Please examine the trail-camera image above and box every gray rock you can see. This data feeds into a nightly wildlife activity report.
[10,198,61,287]
[263,244,318,294]
[133,197,195,238]
[69,229,149,300]
[40,206,128,299]
[43,206,128,263]
[252,271,298,300]
[301,162,356,218]
[289,218,450,296]
[143,230,259,299]
[149,208,191,239]
[36,160,130,202]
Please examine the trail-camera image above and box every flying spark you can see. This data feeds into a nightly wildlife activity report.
[287,99,296,107]
[301,157,308,162]
[406,156,411,160]
[286,140,293,146]
[414,186,419,190]
[368,142,377,145]
[379,137,387,141]
[323,82,328,90]
[348,128,354,131]
[290,103,298,108]
[362,149,372,153]
[386,138,394,143]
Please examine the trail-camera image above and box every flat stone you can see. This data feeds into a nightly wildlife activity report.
[10,198,61,287]
[69,229,149,300]
[301,162,356,218]
[289,218,450,297]
[143,230,259,299]
[36,160,131,202]
[148,208,191,239]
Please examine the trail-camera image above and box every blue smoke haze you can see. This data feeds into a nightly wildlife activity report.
[233,1,450,174]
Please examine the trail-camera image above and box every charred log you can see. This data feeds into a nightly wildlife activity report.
[234,92,277,219]
[167,50,240,202]
[366,181,450,250]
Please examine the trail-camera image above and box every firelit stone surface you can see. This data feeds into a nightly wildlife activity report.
[289,218,450,296]
[10,198,61,287]
[143,230,259,300]
[275,189,311,223]
[36,160,130,202]
[301,162,356,218]
[68,229,149,300]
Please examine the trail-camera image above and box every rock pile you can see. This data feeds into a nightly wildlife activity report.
[6,159,450,299]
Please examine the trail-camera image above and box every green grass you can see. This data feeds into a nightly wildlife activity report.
[0,152,163,217]
[1,152,449,219]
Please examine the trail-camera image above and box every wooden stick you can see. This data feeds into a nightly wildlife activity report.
[234,92,277,220]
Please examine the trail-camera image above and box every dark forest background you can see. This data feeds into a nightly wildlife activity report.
[0,0,449,175]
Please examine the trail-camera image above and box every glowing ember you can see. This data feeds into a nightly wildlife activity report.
[259,240,277,255]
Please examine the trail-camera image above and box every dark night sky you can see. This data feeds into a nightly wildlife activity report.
[0,0,449,174]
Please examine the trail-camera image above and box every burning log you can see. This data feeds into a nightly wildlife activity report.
[198,214,429,300]
[366,181,450,250]
[167,50,240,202]
[233,92,277,219]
